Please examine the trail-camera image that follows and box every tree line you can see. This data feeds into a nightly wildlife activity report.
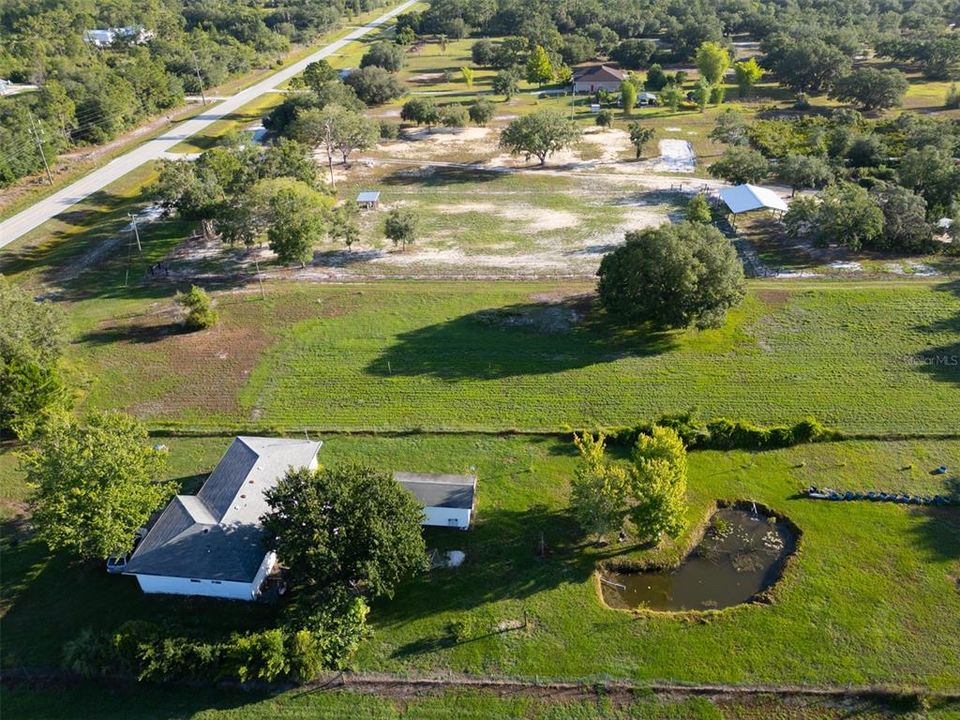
[0,0,391,186]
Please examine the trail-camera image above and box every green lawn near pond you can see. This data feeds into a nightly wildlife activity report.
[55,279,960,434]
[3,434,958,689]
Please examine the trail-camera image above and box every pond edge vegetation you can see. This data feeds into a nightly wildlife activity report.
[596,499,804,619]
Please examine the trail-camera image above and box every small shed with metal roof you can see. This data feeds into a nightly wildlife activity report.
[356,190,381,209]
[394,472,477,529]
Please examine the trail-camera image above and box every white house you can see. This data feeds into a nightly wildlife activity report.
[124,436,321,601]
[394,472,477,529]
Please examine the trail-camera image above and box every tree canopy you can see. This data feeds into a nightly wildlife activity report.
[262,465,428,605]
[829,68,909,111]
[24,411,172,560]
[597,222,746,330]
[499,110,582,166]
[0,278,68,438]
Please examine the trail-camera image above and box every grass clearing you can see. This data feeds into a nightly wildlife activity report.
[48,279,960,434]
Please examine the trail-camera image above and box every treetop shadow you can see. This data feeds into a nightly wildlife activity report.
[365,297,678,381]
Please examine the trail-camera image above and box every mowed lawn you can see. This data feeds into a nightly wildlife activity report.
[2,434,958,689]
[61,279,960,433]
[6,685,960,720]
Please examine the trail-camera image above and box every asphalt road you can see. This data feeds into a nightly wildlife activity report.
[0,0,416,250]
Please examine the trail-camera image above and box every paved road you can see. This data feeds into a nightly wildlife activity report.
[0,0,416,250]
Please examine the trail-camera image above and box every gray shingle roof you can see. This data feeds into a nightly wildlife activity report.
[125,437,321,582]
[393,472,477,510]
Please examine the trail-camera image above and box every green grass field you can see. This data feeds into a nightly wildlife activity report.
[3,434,958,690]
[43,279,959,434]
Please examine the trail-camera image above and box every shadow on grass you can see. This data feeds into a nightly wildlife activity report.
[376,503,640,649]
[365,297,678,381]
[913,279,960,388]
[906,473,960,562]
[2,682,276,719]
[380,164,506,188]
[0,531,277,671]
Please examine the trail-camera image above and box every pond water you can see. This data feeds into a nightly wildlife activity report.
[600,506,797,612]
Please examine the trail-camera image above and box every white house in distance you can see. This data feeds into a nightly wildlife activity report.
[124,436,322,601]
[394,472,477,529]
[124,437,479,601]
[572,64,627,93]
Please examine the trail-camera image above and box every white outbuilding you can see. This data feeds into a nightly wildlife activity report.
[719,183,789,215]
[394,472,477,529]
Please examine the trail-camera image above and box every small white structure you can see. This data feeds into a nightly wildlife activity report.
[637,91,658,106]
[124,436,321,601]
[394,472,477,529]
[356,190,381,210]
[83,26,154,48]
[719,184,789,215]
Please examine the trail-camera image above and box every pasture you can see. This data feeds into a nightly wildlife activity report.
[35,278,959,434]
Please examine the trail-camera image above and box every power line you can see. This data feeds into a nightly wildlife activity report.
[27,110,53,185]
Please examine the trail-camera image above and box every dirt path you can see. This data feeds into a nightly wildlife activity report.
[317,672,960,701]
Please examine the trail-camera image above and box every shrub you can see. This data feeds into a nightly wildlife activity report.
[946,83,960,109]
[595,109,614,127]
[468,98,495,126]
[360,42,404,73]
[603,415,834,450]
[63,627,122,679]
[176,285,218,330]
[379,121,400,140]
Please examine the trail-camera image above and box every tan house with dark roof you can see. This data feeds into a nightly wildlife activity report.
[572,64,626,93]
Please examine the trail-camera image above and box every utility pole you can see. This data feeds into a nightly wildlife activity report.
[254,256,265,300]
[128,213,143,254]
[28,111,54,186]
[191,50,207,105]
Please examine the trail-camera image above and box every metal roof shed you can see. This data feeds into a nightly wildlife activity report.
[719,184,789,215]
[394,472,477,529]
[356,191,380,209]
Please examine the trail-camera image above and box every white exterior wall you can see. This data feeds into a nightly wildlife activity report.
[422,506,471,529]
[134,573,256,600]
[132,550,276,601]
[250,550,277,598]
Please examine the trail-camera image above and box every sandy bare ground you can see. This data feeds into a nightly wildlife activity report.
[652,139,696,173]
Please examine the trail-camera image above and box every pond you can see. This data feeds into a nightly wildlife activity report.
[600,505,798,612]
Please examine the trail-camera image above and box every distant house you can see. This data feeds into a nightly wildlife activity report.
[124,436,322,601]
[394,472,477,529]
[83,26,154,48]
[572,65,626,94]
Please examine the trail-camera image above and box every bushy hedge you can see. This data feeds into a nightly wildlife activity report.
[63,596,368,684]
[604,413,835,450]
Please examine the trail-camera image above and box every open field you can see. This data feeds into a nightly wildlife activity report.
[17,277,954,433]
[3,434,958,689]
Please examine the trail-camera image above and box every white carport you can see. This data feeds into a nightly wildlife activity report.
[718,184,789,229]
[719,184,789,215]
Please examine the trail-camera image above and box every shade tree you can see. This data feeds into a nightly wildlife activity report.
[499,110,582,166]
[597,222,746,330]
[25,412,172,561]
